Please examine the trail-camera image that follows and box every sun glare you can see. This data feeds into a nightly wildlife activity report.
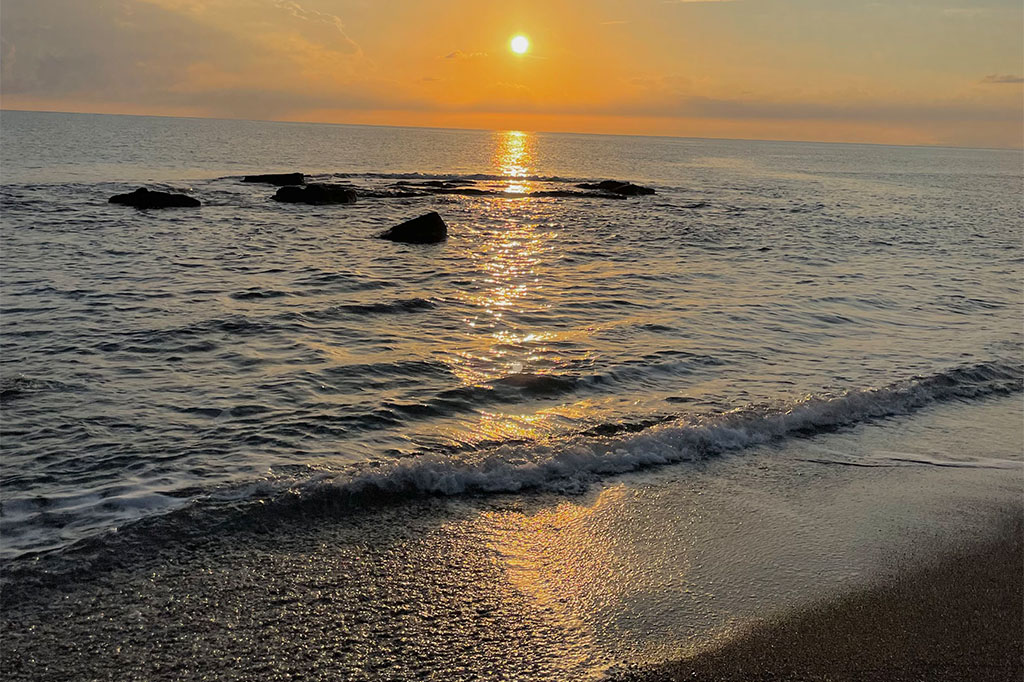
[510,35,530,55]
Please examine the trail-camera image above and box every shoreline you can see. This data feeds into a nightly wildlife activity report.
[610,511,1023,682]
[3,396,1022,680]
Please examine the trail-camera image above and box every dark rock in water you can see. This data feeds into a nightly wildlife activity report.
[273,184,357,205]
[394,179,474,188]
[431,186,494,196]
[577,180,656,196]
[578,180,621,192]
[108,187,201,208]
[528,189,627,200]
[379,179,633,201]
[242,172,305,185]
[378,212,448,244]
[358,188,430,199]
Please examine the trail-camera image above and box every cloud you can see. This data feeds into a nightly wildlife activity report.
[436,88,1021,126]
[671,96,1021,122]
[0,0,370,119]
[269,0,360,55]
[155,86,430,119]
[443,50,488,60]
[981,74,1024,84]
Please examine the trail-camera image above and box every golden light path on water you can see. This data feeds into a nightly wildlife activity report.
[498,130,533,193]
[433,130,597,447]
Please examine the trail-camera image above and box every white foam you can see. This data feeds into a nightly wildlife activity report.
[310,361,1022,501]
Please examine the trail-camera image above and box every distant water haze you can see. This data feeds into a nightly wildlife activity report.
[0,110,1021,558]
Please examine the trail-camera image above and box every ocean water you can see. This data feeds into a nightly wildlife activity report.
[1,109,1021,560]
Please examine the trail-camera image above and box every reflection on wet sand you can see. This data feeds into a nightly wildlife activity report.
[479,482,702,667]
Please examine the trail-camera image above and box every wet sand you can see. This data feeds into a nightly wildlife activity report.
[2,397,1021,680]
[611,512,1023,682]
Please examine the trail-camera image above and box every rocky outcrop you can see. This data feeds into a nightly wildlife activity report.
[528,189,626,200]
[576,180,656,196]
[108,188,201,208]
[394,179,473,188]
[243,173,305,185]
[378,212,448,244]
[273,184,357,205]
[382,182,628,200]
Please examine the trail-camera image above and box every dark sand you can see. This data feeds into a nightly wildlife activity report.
[612,512,1023,682]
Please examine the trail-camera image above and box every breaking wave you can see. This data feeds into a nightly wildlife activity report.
[3,359,1019,579]
[304,359,1022,500]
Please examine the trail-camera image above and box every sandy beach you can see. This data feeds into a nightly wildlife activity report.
[3,396,1021,680]
[612,512,1023,681]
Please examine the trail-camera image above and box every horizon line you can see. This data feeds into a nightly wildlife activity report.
[2,107,1021,154]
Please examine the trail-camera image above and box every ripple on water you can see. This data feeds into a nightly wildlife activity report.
[1,121,1021,558]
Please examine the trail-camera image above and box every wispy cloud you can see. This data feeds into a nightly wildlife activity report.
[270,0,360,55]
[443,50,488,61]
[981,74,1024,84]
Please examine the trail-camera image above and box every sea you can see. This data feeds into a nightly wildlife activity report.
[1,109,1022,563]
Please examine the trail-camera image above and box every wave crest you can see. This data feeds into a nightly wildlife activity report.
[295,360,1022,501]
[5,360,1019,573]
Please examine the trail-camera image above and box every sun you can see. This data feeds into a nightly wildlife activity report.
[510,35,530,55]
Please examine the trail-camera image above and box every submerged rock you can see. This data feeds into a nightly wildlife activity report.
[108,188,201,208]
[273,184,357,205]
[577,180,656,196]
[378,212,448,244]
[242,172,305,185]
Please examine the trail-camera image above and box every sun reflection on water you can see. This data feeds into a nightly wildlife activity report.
[447,215,555,385]
[432,130,596,448]
[494,130,535,194]
[448,130,551,383]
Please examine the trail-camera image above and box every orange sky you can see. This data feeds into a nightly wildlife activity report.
[2,0,1022,148]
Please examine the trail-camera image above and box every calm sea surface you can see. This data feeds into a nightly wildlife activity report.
[1,110,1021,559]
